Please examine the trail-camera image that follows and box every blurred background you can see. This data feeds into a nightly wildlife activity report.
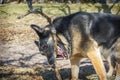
[0,0,120,80]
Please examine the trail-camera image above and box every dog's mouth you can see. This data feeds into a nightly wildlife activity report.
[57,45,68,59]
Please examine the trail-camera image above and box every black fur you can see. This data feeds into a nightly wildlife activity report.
[51,12,120,49]
[31,11,120,79]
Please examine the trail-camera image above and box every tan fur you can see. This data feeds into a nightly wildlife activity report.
[87,38,107,80]
[70,25,85,80]
[50,24,107,80]
[70,25,107,80]
[70,56,81,80]
[71,26,82,55]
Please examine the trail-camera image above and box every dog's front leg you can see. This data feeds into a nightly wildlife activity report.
[70,54,81,80]
[87,41,107,80]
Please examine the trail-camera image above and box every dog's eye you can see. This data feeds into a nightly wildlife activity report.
[40,42,48,51]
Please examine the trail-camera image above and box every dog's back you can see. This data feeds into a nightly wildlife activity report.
[52,12,120,49]
[31,11,120,80]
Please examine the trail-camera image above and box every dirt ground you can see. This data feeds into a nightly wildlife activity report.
[0,5,112,80]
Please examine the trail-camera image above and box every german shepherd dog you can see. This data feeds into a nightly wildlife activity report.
[31,11,120,80]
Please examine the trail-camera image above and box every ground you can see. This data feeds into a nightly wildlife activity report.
[0,22,100,80]
[0,3,119,80]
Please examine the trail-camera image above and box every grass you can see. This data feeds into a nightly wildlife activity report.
[0,3,120,19]
[0,3,120,28]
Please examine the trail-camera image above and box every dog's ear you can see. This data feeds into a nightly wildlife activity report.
[31,24,50,38]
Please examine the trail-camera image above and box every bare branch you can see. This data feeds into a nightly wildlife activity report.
[17,7,52,24]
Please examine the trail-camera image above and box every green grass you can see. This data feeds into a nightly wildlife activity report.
[0,3,120,19]
[0,4,28,19]
[0,3,119,28]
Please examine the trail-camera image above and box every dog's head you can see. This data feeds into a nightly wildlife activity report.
[31,24,68,65]
[31,24,55,65]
